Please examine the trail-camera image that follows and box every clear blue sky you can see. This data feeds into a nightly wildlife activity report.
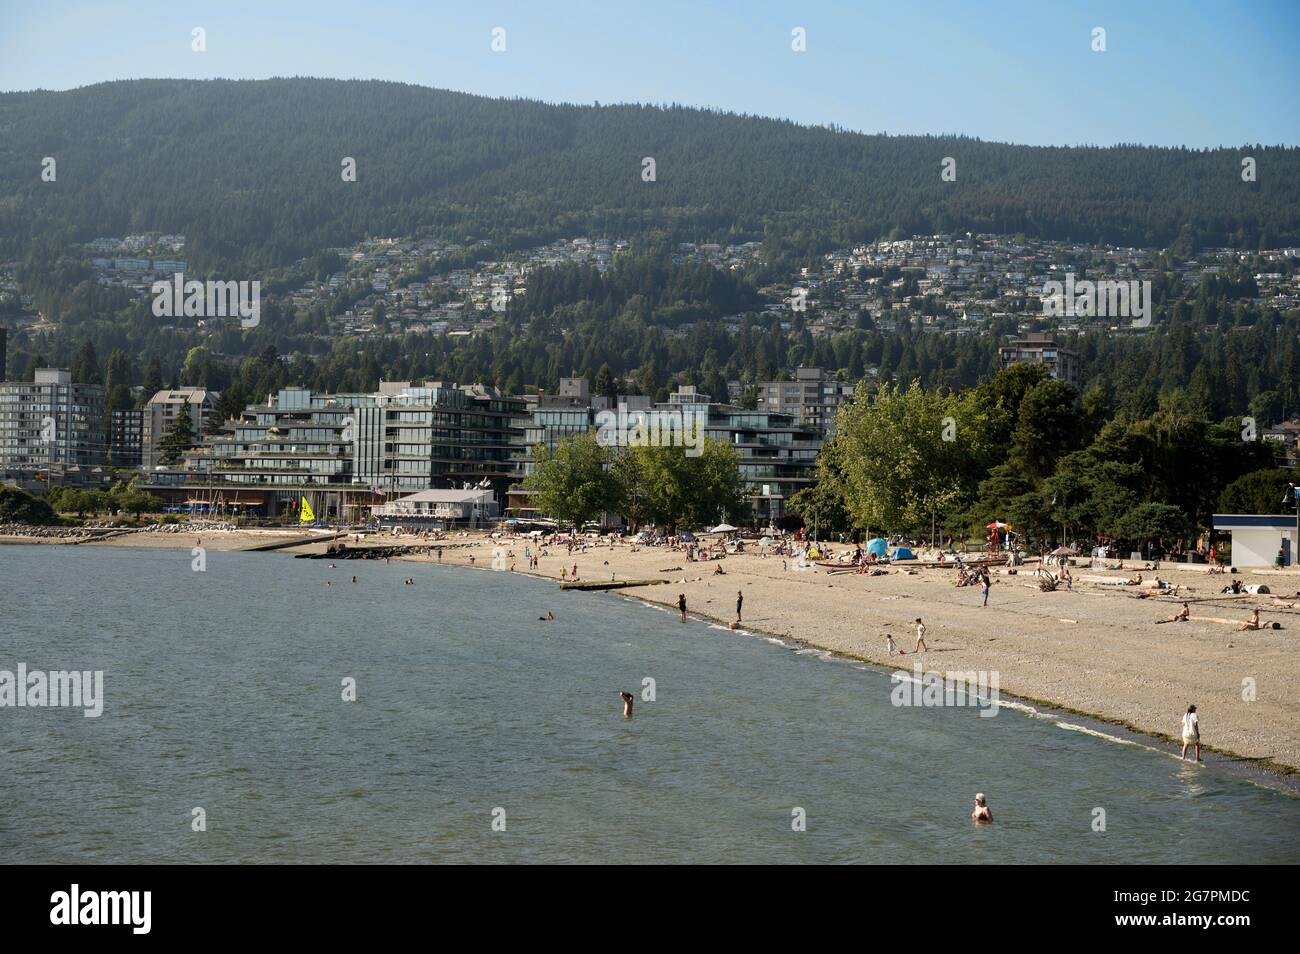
[2,0,1297,147]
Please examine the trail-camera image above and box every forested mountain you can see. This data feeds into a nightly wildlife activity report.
[2,78,1298,272]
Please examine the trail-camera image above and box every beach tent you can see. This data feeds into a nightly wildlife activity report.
[893,546,916,560]
[679,531,698,542]
[865,538,888,558]
[710,523,738,533]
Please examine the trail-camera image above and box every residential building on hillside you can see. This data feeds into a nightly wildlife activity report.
[997,333,1082,390]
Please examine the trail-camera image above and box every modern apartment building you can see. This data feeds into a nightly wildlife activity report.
[147,387,374,518]
[350,381,526,499]
[665,386,822,524]
[0,368,106,470]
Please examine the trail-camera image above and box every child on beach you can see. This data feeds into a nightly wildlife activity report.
[886,633,900,657]
[1180,705,1201,761]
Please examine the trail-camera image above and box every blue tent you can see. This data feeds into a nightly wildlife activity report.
[865,538,888,558]
[893,546,916,560]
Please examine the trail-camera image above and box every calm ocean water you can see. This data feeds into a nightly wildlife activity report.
[1,544,1297,864]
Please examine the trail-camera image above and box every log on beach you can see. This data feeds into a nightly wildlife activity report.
[559,578,667,591]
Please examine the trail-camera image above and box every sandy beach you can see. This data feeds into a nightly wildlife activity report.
[6,525,1297,775]
[412,534,1300,775]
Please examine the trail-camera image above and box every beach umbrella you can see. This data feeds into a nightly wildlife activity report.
[986,521,1008,529]
[709,523,738,533]
[1049,545,1078,556]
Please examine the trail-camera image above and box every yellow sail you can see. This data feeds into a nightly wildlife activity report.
[300,497,316,524]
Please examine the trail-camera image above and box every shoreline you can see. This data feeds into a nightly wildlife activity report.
[7,526,1299,785]
[508,560,1300,795]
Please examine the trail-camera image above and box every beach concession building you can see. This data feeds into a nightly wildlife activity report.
[1212,514,1300,567]
[372,487,497,529]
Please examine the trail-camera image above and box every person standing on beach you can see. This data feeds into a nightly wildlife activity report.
[980,574,990,607]
[678,593,687,623]
[1180,705,1201,762]
[736,590,744,623]
[914,618,928,653]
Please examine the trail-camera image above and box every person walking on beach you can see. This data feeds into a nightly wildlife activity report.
[1181,704,1201,762]
[914,618,928,653]
[971,793,992,823]
[980,573,990,607]
[736,590,744,624]
[678,593,687,623]
[620,691,635,719]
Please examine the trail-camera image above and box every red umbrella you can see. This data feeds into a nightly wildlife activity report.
[986,521,1008,529]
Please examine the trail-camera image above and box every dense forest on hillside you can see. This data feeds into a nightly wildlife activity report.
[2,78,1299,274]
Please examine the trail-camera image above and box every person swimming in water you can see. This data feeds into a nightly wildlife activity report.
[971,793,992,822]
[620,691,634,719]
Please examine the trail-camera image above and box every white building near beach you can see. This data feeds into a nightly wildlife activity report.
[372,488,497,529]
[1212,514,1300,567]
